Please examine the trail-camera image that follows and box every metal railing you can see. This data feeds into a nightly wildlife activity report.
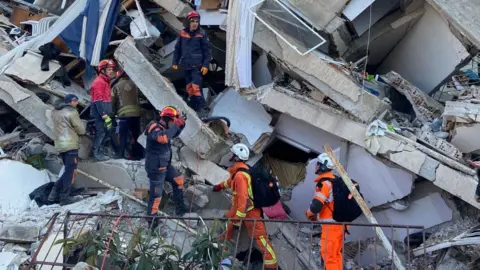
[29,212,429,269]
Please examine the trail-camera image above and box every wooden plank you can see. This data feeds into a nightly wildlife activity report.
[324,144,406,270]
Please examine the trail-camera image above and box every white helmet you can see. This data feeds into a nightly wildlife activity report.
[230,143,250,161]
[317,153,335,169]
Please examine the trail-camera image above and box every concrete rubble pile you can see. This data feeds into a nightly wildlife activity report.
[1,0,480,269]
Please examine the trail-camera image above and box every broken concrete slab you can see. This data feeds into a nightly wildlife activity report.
[184,185,209,208]
[0,75,54,138]
[76,160,149,190]
[252,24,389,123]
[0,252,21,269]
[114,39,231,162]
[382,71,444,123]
[282,0,347,30]
[444,101,480,124]
[179,147,229,185]
[159,12,184,34]
[451,123,480,153]
[0,225,40,244]
[153,0,192,17]
[5,51,61,85]
[256,84,480,209]
[37,80,90,107]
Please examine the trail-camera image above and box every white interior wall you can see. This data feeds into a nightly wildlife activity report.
[277,114,415,221]
[378,3,470,92]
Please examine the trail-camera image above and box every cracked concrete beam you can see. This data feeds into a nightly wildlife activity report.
[160,12,184,34]
[152,0,192,18]
[257,84,480,209]
[114,39,231,162]
[179,147,229,185]
[253,24,389,123]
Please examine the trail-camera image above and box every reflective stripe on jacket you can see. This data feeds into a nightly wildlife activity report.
[219,162,255,217]
[173,27,211,69]
[312,171,336,222]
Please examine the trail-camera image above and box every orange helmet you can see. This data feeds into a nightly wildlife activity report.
[97,59,116,72]
[186,11,200,21]
[160,106,179,118]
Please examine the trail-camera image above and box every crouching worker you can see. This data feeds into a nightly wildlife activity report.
[145,106,188,228]
[49,94,85,205]
[212,143,278,269]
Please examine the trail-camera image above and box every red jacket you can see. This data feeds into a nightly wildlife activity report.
[90,74,112,117]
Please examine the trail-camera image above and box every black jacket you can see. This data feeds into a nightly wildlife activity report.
[144,120,184,171]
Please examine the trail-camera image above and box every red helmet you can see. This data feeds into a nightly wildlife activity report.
[97,59,116,72]
[186,11,200,21]
[160,106,179,118]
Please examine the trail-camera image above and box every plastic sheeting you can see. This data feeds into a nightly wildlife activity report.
[224,0,261,89]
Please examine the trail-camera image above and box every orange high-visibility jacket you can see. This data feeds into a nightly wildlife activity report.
[218,162,255,220]
[307,171,336,222]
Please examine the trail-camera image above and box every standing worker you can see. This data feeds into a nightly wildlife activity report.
[48,94,85,205]
[144,106,188,227]
[305,153,346,270]
[112,72,143,160]
[172,11,211,115]
[90,59,116,161]
[212,143,278,269]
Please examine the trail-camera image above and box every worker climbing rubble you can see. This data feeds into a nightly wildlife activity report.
[90,59,117,161]
[305,153,363,270]
[48,94,85,206]
[172,11,211,116]
[144,106,188,228]
[213,143,278,269]
[112,70,143,160]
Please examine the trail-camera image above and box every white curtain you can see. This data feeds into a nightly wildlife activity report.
[225,0,261,89]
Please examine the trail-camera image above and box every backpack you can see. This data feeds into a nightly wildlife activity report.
[318,176,363,222]
[236,166,281,208]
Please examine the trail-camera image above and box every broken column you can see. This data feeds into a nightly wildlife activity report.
[114,38,231,162]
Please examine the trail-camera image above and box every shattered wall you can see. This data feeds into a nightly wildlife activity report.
[378,3,470,93]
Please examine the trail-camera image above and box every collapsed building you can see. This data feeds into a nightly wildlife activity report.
[1,0,480,269]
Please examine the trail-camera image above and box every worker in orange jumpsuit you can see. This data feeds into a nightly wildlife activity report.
[213,143,278,269]
[305,153,345,270]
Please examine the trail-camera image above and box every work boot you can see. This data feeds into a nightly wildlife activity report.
[47,185,60,202]
[146,216,163,232]
[93,149,109,161]
[59,188,82,206]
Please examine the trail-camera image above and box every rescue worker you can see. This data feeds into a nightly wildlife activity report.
[144,106,188,225]
[172,11,211,115]
[48,94,85,205]
[305,153,345,270]
[112,72,143,160]
[212,143,278,269]
[90,59,116,161]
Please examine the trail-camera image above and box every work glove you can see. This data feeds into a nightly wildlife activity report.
[174,117,185,128]
[305,209,317,222]
[213,185,222,192]
[172,65,178,70]
[104,116,113,130]
[200,66,208,76]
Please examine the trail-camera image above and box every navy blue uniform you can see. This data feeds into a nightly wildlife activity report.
[144,120,185,216]
[173,28,211,112]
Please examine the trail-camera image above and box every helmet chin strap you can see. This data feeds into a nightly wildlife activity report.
[315,160,330,175]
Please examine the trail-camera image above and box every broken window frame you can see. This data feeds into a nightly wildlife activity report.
[249,0,327,56]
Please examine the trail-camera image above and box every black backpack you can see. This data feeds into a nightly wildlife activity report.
[318,176,363,222]
[236,166,281,208]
